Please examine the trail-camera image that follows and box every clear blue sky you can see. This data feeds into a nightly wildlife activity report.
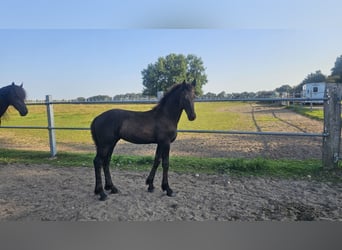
[1,0,342,100]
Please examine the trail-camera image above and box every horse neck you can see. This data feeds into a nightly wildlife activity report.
[0,87,9,117]
[156,94,183,125]
[0,104,9,118]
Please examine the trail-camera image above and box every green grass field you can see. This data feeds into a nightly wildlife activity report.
[2,101,324,149]
[1,102,256,148]
[7,101,256,129]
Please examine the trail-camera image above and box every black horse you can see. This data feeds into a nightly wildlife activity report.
[91,80,197,201]
[0,82,28,123]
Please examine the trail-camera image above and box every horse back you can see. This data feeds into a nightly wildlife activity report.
[91,108,176,145]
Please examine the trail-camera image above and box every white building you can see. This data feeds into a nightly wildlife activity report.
[302,82,326,103]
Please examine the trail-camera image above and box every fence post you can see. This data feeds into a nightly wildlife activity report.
[46,95,57,157]
[322,83,342,169]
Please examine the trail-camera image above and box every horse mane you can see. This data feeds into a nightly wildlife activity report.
[0,85,9,119]
[0,83,27,100]
[152,83,184,111]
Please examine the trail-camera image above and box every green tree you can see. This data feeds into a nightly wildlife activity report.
[185,54,207,95]
[328,55,342,82]
[141,53,207,96]
[301,70,327,84]
[275,85,293,93]
[76,97,86,102]
[293,70,326,93]
[87,95,112,102]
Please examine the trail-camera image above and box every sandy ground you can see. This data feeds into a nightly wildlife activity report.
[1,164,342,221]
[1,104,342,221]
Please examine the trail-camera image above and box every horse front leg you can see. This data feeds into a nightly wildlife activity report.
[146,144,162,192]
[161,143,174,197]
[93,154,107,201]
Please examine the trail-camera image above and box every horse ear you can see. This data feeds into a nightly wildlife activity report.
[20,82,23,88]
[192,79,197,87]
[181,80,187,88]
[12,82,15,86]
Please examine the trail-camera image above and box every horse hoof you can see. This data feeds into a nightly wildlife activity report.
[166,190,175,197]
[99,193,107,201]
[111,187,119,194]
[105,185,119,194]
[147,187,154,193]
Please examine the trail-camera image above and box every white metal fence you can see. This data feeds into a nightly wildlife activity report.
[1,83,341,169]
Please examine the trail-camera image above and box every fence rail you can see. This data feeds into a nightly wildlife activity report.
[1,83,341,169]
[0,125,327,137]
[25,97,327,105]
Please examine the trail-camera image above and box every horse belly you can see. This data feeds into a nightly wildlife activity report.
[120,123,156,144]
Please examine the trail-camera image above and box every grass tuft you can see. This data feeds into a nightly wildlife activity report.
[1,148,342,182]
[287,105,324,120]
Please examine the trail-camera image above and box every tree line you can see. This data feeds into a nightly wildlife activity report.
[274,55,342,97]
[77,54,342,102]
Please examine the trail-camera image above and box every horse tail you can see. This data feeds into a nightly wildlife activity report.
[90,118,99,147]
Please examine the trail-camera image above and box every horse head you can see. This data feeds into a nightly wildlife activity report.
[181,80,197,121]
[8,82,28,116]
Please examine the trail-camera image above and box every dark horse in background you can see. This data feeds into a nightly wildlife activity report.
[91,80,196,201]
[0,82,28,124]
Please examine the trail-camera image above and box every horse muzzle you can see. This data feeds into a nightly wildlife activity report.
[187,113,196,121]
[19,108,28,116]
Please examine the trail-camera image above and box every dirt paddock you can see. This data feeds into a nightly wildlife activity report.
[1,104,342,221]
[1,164,342,221]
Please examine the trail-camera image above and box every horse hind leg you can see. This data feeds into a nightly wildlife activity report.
[103,140,119,194]
[103,142,119,194]
[93,154,107,201]
[93,142,118,201]
[104,165,119,194]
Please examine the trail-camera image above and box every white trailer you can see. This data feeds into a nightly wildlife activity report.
[302,82,325,103]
